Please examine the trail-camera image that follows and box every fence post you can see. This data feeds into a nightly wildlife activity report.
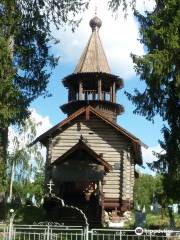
[8,209,15,240]
[46,225,50,240]
[85,225,89,240]
[120,230,122,240]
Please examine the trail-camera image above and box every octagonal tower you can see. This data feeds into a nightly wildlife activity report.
[61,16,124,122]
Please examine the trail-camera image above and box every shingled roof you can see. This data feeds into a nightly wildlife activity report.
[74,16,111,74]
[33,106,147,165]
[51,138,112,172]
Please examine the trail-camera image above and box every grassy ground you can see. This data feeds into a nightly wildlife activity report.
[146,213,180,229]
[124,212,180,229]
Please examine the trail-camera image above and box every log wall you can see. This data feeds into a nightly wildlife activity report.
[48,115,135,206]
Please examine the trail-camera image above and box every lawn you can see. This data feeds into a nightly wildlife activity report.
[124,212,180,229]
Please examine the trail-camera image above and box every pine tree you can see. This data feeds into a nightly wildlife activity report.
[0,0,88,126]
[0,0,88,217]
[125,0,180,201]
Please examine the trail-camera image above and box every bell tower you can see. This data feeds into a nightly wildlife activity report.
[61,16,124,122]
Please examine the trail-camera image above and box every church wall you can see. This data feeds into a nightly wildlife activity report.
[94,105,117,122]
[49,115,135,209]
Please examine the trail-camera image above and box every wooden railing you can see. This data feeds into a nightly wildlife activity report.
[83,90,98,100]
[74,90,111,101]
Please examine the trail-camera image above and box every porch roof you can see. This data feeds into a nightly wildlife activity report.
[51,137,112,172]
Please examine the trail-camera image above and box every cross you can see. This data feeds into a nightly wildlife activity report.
[47,179,55,194]
[95,6,97,16]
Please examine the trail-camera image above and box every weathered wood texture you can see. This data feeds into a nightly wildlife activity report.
[94,106,117,122]
[74,29,111,74]
[48,115,135,202]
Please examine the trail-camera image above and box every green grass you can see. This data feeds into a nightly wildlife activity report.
[147,213,180,229]
[124,212,180,229]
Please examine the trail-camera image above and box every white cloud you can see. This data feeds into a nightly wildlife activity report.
[135,0,156,14]
[142,145,162,164]
[8,108,52,160]
[136,144,162,175]
[30,108,52,138]
[30,108,52,160]
[53,0,155,79]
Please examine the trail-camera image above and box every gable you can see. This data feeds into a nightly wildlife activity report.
[51,139,111,172]
[34,106,145,146]
[33,106,146,164]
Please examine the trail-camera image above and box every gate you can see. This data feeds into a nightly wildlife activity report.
[0,225,85,240]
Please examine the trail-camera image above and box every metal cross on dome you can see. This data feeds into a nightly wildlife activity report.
[95,5,97,15]
[47,179,55,194]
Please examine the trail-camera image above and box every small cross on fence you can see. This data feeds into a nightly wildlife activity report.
[47,179,55,194]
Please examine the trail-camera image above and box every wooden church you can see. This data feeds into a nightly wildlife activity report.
[35,16,145,225]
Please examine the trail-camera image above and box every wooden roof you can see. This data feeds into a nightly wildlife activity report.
[62,72,124,90]
[74,21,111,74]
[60,100,124,116]
[51,138,112,172]
[33,106,147,164]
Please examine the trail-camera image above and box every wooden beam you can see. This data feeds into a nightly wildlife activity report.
[68,88,71,101]
[85,107,90,120]
[79,80,83,100]
[113,81,116,103]
[100,181,105,225]
[98,79,102,100]
[71,88,76,101]
[110,85,113,102]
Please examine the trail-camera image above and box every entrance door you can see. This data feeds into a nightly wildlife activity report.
[59,181,101,225]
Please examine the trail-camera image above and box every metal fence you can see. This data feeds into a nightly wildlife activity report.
[0,225,180,240]
[91,228,180,240]
[0,225,84,240]
[91,229,180,240]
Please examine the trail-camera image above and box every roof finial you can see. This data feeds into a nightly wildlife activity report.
[89,15,102,31]
[95,5,97,16]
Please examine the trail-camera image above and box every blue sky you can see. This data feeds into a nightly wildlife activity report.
[31,0,163,171]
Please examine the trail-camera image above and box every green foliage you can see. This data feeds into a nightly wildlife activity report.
[0,38,19,126]
[6,115,45,201]
[146,213,180,229]
[0,0,89,195]
[134,173,164,209]
[108,0,128,12]
[16,205,45,224]
[0,128,7,192]
[0,0,89,127]
[125,0,180,201]
[12,169,45,203]
[0,0,153,127]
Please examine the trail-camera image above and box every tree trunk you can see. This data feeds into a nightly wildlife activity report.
[9,160,15,202]
[0,128,8,220]
[0,2,15,220]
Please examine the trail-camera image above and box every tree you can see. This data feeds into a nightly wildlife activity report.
[0,0,88,197]
[12,167,45,204]
[134,174,155,209]
[0,0,89,126]
[7,115,44,202]
[134,174,164,210]
[125,0,180,201]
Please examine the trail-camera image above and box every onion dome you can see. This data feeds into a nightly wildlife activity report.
[89,16,102,31]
